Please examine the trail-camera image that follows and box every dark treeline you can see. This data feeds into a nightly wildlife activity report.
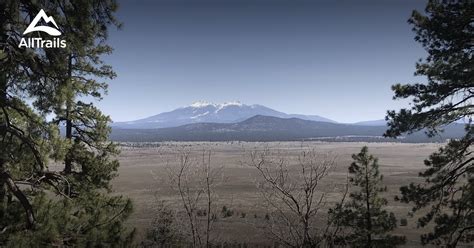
[109,120,466,143]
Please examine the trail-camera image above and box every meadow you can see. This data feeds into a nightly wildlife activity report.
[112,142,443,247]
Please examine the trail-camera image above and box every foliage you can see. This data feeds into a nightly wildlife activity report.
[221,205,233,218]
[143,202,182,248]
[328,147,405,248]
[385,1,474,246]
[0,0,133,246]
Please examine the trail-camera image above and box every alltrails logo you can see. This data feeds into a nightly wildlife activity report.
[19,9,67,48]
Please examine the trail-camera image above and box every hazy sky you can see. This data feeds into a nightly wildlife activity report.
[97,0,428,123]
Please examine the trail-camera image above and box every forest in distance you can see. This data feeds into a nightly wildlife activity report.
[1,0,474,247]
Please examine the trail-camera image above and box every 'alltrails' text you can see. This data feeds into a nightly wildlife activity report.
[18,37,67,48]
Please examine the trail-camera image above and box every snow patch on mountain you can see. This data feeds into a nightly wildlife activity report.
[191,111,210,119]
[189,101,214,108]
[215,101,243,113]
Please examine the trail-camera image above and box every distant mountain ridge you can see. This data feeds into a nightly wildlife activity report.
[353,119,387,126]
[110,115,465,142]
[112,101,336,129]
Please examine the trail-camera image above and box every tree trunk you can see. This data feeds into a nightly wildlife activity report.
[206,164,211,248]
[303,215,311,247]
[365,164,372,248]
[0,182,6,221]
[0,171,35,229]
[64,54,73,174]
[0,30,8,221]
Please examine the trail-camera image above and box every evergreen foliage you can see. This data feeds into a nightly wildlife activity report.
[0,0,133,246]
[328,147,405,248]
[385,1,474,246]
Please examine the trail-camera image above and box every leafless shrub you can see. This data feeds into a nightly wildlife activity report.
[162,148,225,248]
[243,147,347,248]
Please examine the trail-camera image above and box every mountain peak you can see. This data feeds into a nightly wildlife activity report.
[189,101,216,108]
[189,101,243,109]
[220,101,243,107]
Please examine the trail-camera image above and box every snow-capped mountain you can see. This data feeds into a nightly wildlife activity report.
[112,101,336,129]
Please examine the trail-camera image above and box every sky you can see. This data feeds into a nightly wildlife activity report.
[96,0,428,123]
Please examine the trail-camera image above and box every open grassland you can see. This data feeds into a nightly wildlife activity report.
[112,142,445,247]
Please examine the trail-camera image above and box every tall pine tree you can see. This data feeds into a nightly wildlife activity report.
[385,1,474,247]
[0,0,133,246]
[328,147,405,248]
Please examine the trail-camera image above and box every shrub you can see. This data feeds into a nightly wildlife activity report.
[221,206,234,218]
[264,213,270,220]
[400,218,408,227]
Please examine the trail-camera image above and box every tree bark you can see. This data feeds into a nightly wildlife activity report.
[64,54,73,174]
[0,171,35,229]
[365,163,372,248]
[0,19,8,222]
[205,157,211,248]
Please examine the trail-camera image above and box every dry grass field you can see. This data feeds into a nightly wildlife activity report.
[112,142,445,247]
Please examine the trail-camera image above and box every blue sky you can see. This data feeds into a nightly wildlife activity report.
[96,0,427,123]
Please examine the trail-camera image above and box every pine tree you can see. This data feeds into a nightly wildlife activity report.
[0,0,133,246]
[328,147,405,248]
[384,1,474,246]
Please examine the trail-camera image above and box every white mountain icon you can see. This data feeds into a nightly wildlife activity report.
[23,9,61,36]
